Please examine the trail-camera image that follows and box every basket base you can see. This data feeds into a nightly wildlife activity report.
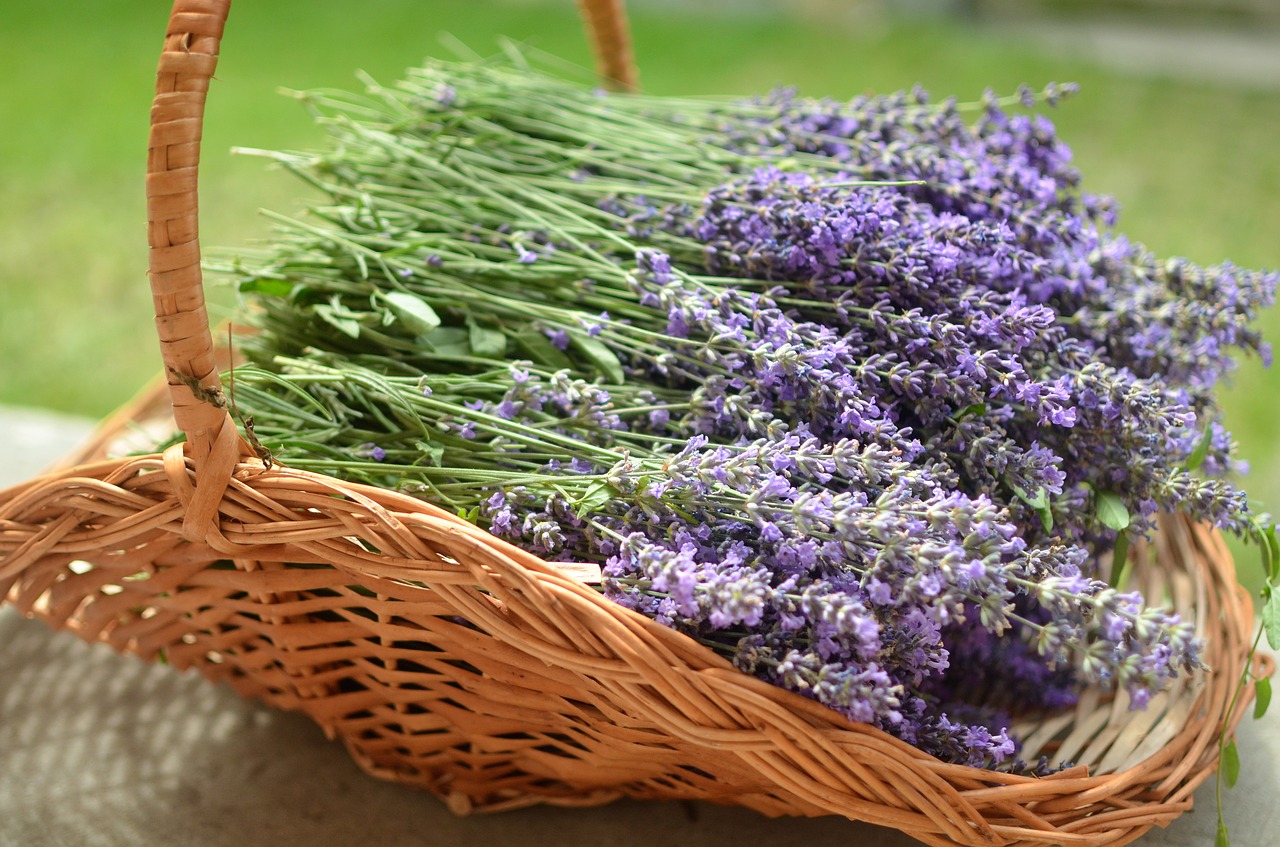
[1,606,1275,847]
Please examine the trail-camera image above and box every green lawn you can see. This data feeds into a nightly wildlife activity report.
[2,0,1276,575]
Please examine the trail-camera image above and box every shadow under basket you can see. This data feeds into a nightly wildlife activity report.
[0,1,1268,846]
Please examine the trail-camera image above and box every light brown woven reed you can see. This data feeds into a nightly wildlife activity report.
[576,0,636,91]
[0,2,1267,845]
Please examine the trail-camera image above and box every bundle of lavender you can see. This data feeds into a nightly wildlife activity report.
[208,56,1276,774]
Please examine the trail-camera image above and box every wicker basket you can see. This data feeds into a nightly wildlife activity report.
[0,2,1266,845]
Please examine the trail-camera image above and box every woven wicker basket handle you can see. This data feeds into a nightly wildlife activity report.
[576,0,636,91]
[145,0,635,479]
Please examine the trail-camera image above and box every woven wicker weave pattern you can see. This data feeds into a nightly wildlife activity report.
[0,2,1265,846]
[0,435,1261,847]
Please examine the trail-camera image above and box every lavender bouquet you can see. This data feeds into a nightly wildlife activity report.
[207,57,1276,779]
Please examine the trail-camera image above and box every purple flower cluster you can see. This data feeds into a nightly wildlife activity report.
[226,65,1274,772]
[721,85,1111,272]
[570,92,1266,762]
[468,373,1205,769]
[569,95,1268,761]
[660,104,1269,545]
[627,247,913,451]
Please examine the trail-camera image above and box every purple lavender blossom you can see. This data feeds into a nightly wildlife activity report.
[229,67,1275,772]
[357,443,387,462]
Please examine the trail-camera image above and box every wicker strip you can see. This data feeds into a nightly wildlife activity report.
[576,0,637,91]
[0,2,1266,846]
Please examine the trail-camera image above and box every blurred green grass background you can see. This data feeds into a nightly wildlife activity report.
[1,0,1276,578]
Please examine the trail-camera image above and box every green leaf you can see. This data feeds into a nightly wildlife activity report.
[1011,483,1047,510]
[1095,491,1131,532]
[1262,531,1276,585]
[1255,676,1272,720]
[1109,529,1131,588]
[953,402,987,422]
[384,291,441,335]
[513,328,574,370]
[1265,524,1280,583]
[238,276,294,298]
[414,441,445,468]
[1216,819,1230,847]
[1222,739,1241,789]
[570,332,625,384]
[418,326,471,357]
[1037,510,1053,534]
[467,320,507,357]
[1264,592,1280,651]
[1184,425,1214,472]
[574,481,618,518]
[313,304,362,338]
[1010,483,1053,533]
